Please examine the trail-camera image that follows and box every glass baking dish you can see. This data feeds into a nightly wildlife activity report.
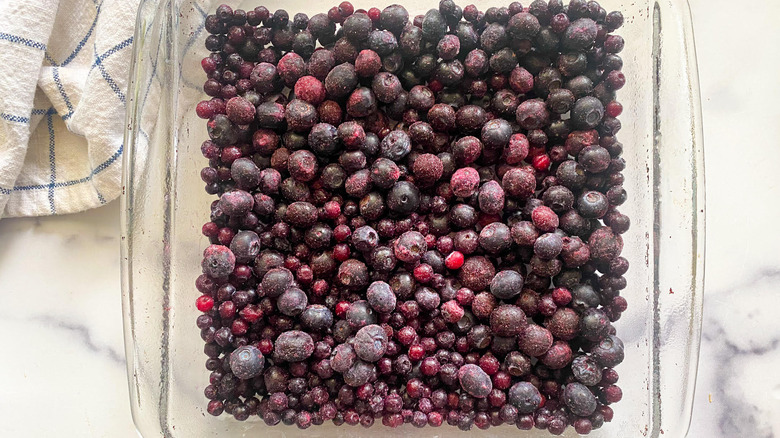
[120,0,704,436]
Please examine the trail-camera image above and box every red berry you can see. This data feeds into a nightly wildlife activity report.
[397,326,417,345]
[232,264,252,282]
[456,287,475,306]
[258,339,273,355]
[445,251,465,270]
[297,265,314,284]
[333,243,351,261]
[333,224,351,242]
[368,7,381,22]
[551,287,572,306]
[328,6,344,23]
[603,385,623,403]
[202,221,219,237]
[406,378,424,397]
[440,300,465,323]
[532,153,551,171]
[492,371,512,390]
[335,301,350,317]
[312,279,329,296]
[527,146,546,158]
[196,101,215,119]
[201,57,217,73]
[478,354,500,375]
[599,405,614,422]
[413,263,434,283]
[323,200,341,219]
[606,101,623,117]
[231,319,248,335]
[338,1,354,17]
[196,295,214,312]
[239,305,262,322]
[408,344,425,361]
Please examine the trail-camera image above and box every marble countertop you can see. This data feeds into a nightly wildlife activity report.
[1,0,779,436]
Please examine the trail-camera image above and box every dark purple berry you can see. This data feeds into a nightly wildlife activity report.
[458,364,492,398]
[230,345,265,379]
[353,324,389,362]
[274,330,315,362]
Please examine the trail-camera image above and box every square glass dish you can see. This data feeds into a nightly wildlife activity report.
[120,0,704,436]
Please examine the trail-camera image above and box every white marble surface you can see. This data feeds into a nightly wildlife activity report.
[1,0,779,436]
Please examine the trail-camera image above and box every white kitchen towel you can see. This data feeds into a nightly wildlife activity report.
[0,0,141,217]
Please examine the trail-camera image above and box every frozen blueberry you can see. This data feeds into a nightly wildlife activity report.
[562,382,598,416]
[422,9,447,42]
[201,245,236,278]
[451,167,481,198]
[502,168,536,199]
[370,158,400,189]
[394,230,427,263]
[458,364,493,398]
[415,286,441,311]
[346,300,377,329]
[325,63,358,98]
[452,136,483,165]
[352,226,379,253]
[346,87,377,118]
[518,324,554,357]
[368,30,398,56]
[229,345,265,379]
[353,324,388,362]
[590,334,625,367]
[562,18,598,51]
[570,355,603,386]
[300,304,334,331]
[306,124,338,157]
[262,267,294,298]
[330,343,357,373]
[366,281,397,313]
[380,5,409,34]
[285,201,319,228]
[478,222,512,254]
[508,382,542,414]
[277,287,308,316]
[343,12,372,42]
[288,149,319,182]
[534,233,563,259]
[588,226,623,263]
[481,118,512,150]
[459,256,496,292]
[387,181,420,215]
[379,130,412,161]
[580,308,610,341]
[372,72,403,103]
[225,96,256,125]
[571,96,605,129]
[338,259,369,290]
[344,360,375,387]
[507,12,540,39]
[369,246,397,273]
[274,330,315,362]
[489,270,524,300]
[489,305,527,336]
[229,230,261,263]
[218,190,254,216]
[478,180,505,215]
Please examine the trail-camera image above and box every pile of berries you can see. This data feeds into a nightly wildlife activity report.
[196,0,629,434]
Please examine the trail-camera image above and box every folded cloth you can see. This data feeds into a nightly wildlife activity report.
[0,0,140,217]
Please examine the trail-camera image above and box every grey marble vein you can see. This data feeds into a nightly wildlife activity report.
[30,315,125,365]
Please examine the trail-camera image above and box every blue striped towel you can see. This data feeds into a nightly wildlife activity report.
[0,0,140,217]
